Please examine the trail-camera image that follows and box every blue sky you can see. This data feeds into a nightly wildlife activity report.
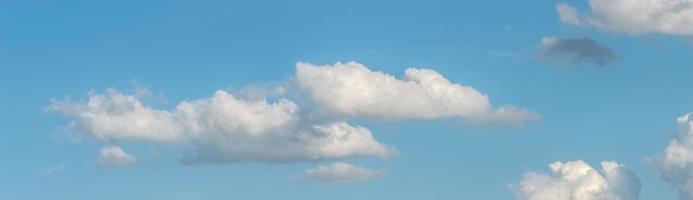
[2,0,693,199]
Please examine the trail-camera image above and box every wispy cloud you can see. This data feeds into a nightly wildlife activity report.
[301,162,384,184]
[39,163,66,176]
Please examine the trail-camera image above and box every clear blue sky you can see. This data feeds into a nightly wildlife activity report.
[1,0,692,199]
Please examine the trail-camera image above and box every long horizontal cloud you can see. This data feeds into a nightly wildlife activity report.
[295,62,538,124]
[47,89,393,165]
[47,61,535,174]
[513,160,641,200]
[653,113,693,199]
[537,37,616,66]
[301,162,384,183]
[557,0,693,36]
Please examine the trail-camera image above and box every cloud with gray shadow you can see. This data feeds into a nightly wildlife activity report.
[537,37,616,66]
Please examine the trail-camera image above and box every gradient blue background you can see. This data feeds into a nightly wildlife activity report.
[1,0,692,199]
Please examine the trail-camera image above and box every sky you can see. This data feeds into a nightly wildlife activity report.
[2,0,693,199]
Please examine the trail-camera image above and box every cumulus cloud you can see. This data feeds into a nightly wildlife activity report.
[513,160,641,200]
[557,0,693,36]
[301,162,384,183]
[537,37,616,66]
[294,61,538,124]
[48,89,393,165]
[48,61,536,168]
[653,113,693,199]
[97,146,136,167]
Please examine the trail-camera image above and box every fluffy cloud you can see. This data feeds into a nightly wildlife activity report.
[295,62,538,124]
[537,37,616,66]
[513,160,641,200]
[48,89,393,165]
[653,113,693,199]
[48,61,535,169]
[47,88,297,143]
[97,146,136,167]
[301,162,384,183]
[180,121,393,165]
[557,0,693,36]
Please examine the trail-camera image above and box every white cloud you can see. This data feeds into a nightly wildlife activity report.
[653,113,693,199]
[301,162,384,183]
[294,61,538,124]
[180,121,394,164]
[513,160,641,200]
[48,62,535,168]
[557,4,581,26]
[47,88,296,143]
[48,89,393,165]
[557,0,693,36]
[48,89,187,142]
[97,146,136,167]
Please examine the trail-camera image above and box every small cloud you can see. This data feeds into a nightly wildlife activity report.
[537,37,616,66]
[556,3,581,26]
[39,163,66,176]
[97,146,136,167]
[301,162,384,184]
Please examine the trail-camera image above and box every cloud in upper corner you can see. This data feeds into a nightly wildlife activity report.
[97,145,136,167]
[301,162,384,184]
[652,113,693,199]
[294,61,539,125]
[537,37,616,66]
[557,1,693,36]
[47,88,394,165]
[512,160,641,200]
